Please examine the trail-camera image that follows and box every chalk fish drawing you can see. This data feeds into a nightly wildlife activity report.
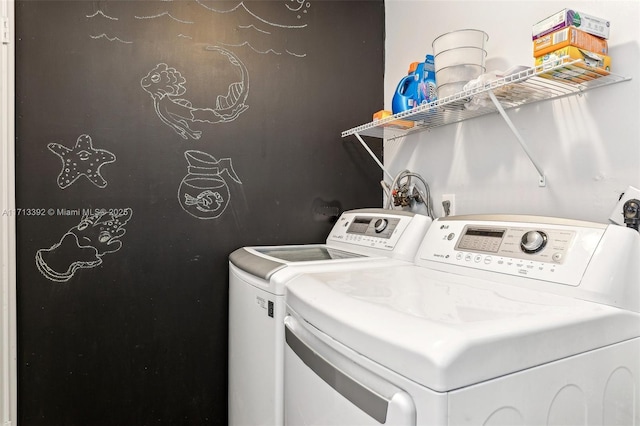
[48,134,116,189]
[35,208,133,283]
[178,150,241,220]
[141,46,249,140]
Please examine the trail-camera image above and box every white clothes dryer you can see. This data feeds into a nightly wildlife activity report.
[228,208,432,426]
[284,215,640,425]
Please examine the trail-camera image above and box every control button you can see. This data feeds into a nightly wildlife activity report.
[374,219,388,233]
[456,253,463,260]
[484,256,492,264]
[465,254,472,262]
[474,255,482,263]
[521,231,548,254]
[447,233,455,241]
[552,252,563,262]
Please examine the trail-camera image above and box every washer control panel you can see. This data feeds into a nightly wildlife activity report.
[419,215,607,286]
[326,209,428,253]
[328,214,403,250]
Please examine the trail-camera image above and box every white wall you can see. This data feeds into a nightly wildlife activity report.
[0,0,17,424]
[383,0,640,222]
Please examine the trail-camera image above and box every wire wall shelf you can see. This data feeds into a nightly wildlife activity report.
[342,58,631,141]
[342,57,631,186]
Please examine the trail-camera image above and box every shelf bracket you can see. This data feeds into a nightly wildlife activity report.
[488,90,546,187]
[353,132,395,181]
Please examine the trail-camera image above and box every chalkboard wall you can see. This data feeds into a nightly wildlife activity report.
[15,1,384,424]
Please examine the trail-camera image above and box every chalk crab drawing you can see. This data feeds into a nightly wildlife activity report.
[178,150,242,219]
[35,208,133,283]
[48,134,116,189]
[140,46,249,140]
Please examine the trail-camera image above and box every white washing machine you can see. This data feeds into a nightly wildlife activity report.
[284,215,640,425]
[228,208,432,426]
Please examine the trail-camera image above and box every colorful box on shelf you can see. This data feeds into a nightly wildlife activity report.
[533,26,608,57]
[533,9,610,40]
[536,47,611,83]
[372,110,415,130]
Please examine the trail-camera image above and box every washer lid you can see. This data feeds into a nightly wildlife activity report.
[229,245,366,280]
[285,265,640,392]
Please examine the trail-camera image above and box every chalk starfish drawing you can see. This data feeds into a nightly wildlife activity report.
[141,46,249,140]
[48,134,116,189]
[35,208,133,283]
[178,150,242,219]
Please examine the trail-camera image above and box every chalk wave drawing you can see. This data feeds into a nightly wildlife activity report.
[196,1,308,29]
[85,2,309,57]
[48,134,116,189]
[219,41,282,56]
[219,40,306,57]
[89,34,133,44]
[141,46,249,140]
[239,24,270,35]
[35,208,133,283]
[285,0,311,19]
[86,10,118,20]
[286,49,306,58]
[178,150,241,220]
[86,9,134,43]
[196,1,309,57]
[134,11,194,24]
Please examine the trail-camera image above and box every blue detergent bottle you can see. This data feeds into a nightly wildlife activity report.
[416,54,437,106]
[391,62,420,114]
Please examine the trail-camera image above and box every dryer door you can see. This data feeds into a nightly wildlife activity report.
[284,315,416,426]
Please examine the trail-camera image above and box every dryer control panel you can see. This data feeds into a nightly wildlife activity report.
[418,215,608,286]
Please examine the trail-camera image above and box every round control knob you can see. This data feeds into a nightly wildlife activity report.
[520,231,547,254]
[374,218,388,233]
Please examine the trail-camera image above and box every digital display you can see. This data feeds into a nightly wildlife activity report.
[464,229,505,239]
[456,227,506,253]
[346,218,371,234]
[353,218,371,224]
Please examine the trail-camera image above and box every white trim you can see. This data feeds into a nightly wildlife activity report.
[0,0,16,425]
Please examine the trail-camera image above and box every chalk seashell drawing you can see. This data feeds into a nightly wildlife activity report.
[178,150,241,219]
[35,208,133,282]
[141,46,249,140]
[48,134,116,189]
